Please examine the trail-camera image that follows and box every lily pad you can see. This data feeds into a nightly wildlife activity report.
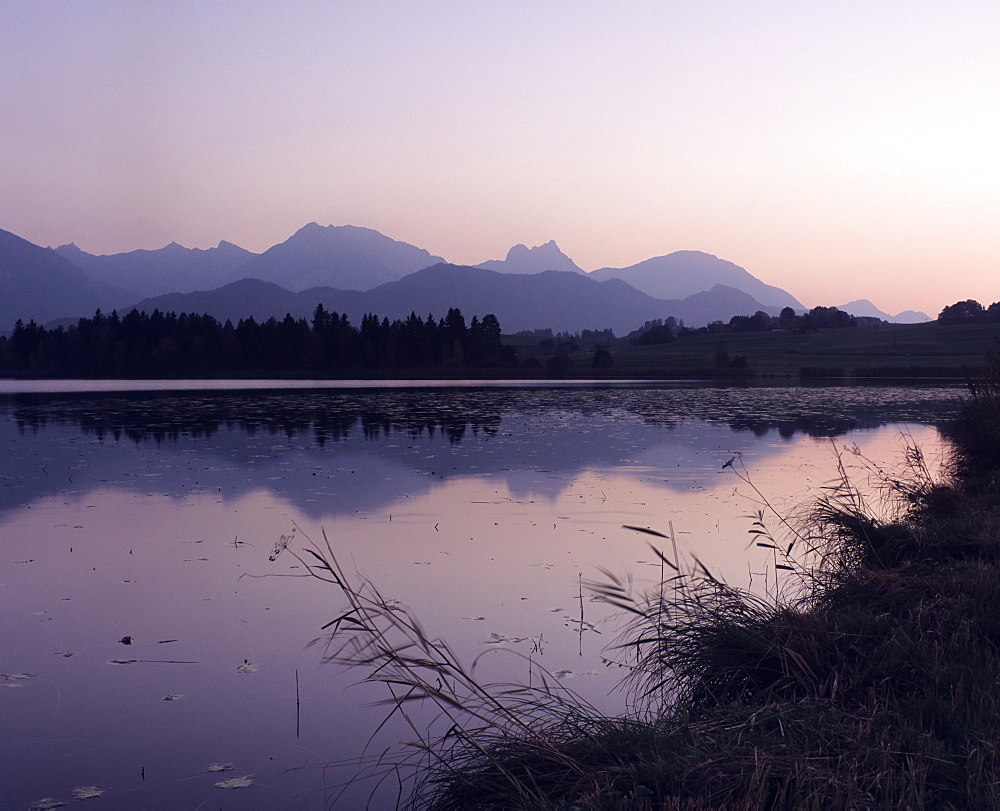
[71,786,105,800]
[214,774,256,789]
[29,799,66,810]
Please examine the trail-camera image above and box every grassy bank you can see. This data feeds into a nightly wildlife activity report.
[299,352,1000,808]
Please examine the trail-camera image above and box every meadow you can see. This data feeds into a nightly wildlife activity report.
[511,321,1000,381]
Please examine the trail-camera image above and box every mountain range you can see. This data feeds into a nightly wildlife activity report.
[0,224,929,335]
[836,299,930,323]
[127,266,791,336]
[0,229,125,326]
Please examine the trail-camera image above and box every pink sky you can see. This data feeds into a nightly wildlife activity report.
[3,1,1000,316]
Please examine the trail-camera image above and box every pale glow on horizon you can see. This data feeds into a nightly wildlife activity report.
[3,1,1000,317]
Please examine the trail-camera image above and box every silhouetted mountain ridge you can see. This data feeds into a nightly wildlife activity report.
[0,229,128,328]
[126,264,782,334]
[589,250,803,310]
[54,239,257,300]
[0,223,922,335]
[237,223,445,292]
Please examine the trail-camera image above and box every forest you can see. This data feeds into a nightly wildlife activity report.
[0,305,514,378]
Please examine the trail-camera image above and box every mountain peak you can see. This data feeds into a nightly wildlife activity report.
[506,239,563,260]
[242,223,445,292]
[480,240,583,275]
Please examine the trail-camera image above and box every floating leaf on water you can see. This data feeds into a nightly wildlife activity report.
[236,660,258,673]
[108,659,137,665]
[205,762,235,773]
[462,616,486,621]
[214,774,256,789]
[54,651,76,657]
[482,632,527,646]
[3,672,37,680]
[29,799,66,810]
[71,786,105,800]
[163,694,183,701]
[553,669,574,680]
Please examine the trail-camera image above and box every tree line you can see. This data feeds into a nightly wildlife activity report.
[630,306,859,345]
[937,299,1000,323]
[0,305,514,378]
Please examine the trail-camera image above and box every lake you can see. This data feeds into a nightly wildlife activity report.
[0,381,962,809]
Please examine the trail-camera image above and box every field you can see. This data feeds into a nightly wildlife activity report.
[508,321,1000,380]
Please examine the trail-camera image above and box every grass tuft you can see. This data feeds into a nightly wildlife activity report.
[296,357,1000,808]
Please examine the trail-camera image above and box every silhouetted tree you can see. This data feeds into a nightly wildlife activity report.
[939,299,985,322]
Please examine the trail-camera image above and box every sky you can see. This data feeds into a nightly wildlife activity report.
[2,1,999,316]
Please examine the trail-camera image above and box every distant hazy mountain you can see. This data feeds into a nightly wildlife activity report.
[237,223,445,292]
[836,299,891,320]
[0,228,129,330]
[659,285,783,326]
[477,240,584,274]
[892,310,930,324]
[837,299,930,323]
[590,250,803,310]
[55,240,257,300]
[128,265,780,335]
[2,223,841,336]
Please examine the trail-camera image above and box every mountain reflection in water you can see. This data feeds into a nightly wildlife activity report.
[0,384,962,809]
[0,385,962,525]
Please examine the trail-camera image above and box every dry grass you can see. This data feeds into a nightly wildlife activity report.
[294,360,1000,809]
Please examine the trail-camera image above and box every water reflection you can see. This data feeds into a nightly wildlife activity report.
[6,383,960,443]
[0,385,960,809]
[0,386,961,525]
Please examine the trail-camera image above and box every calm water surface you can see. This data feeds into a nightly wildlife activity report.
[0,382,962,808]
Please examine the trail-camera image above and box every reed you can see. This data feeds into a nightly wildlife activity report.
[296,359,1000,808]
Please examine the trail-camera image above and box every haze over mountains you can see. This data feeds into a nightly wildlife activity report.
[0,223,929,334]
